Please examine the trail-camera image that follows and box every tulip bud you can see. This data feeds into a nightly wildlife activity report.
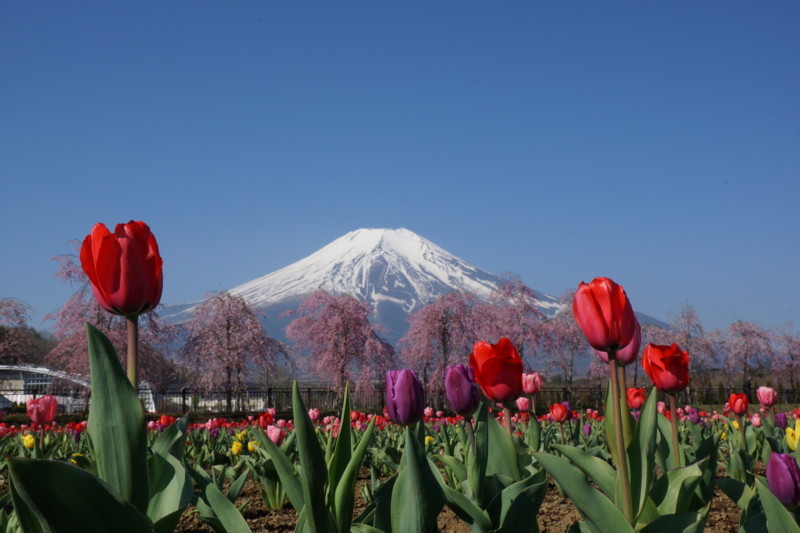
[27,395,58,426]
[80,221,163,317]
[516,397,530,412]
[757,386,777,408]
[444,364,480,417]
[385,369,425,426]
[573,277,637,354]
[522,372,543,395]
[729,393,749,416]
[751,413,762,427]
[550,403,569,423]
[767,453,800,508]
[583,423,592,436]
[686,407,701,425]
[776,412,789,429]
[642,343,690,394]
[626,387,645,410]
[469,338,523,404]
[308,408,320,422]
[267,425,285,446]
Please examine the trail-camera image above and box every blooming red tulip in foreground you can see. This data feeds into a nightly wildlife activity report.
[573,276,637,355]
[469,337,523,405]
[80,220,163,318]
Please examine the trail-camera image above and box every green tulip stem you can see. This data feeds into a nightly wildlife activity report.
[529,394,537,417]
[668,393,681,470]
[503,406,513,438]
[464,417,477,458]
[608,356,634,523]
[559,421,565,445]
[126,316,139,390]
[618,364,632,449]
[738,413,746,449]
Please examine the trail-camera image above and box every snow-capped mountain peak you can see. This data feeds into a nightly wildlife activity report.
[230,227,499,313]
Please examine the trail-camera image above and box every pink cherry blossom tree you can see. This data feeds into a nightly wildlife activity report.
[0,298,36,365]
[720,320,774,390]
[473,277,545,366]
[538,290,591,391]
[774,326,800,388]
[285,290,395,394]
[399,291,476,395]
[669,303,717,386]
[45,252,178,389]
[181,291,286,411]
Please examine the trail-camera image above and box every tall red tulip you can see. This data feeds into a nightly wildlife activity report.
[729,393,749,416]
[573,277,636,355]
[27,395,58,425]
[80,221,163,318]
[642,343,690,394]
[550,403,569,423]
[469,338,523,405]
[80,220,163,388]
[626,387,646,410]
[597,316,641,366]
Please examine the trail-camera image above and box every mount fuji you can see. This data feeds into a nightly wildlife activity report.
[162,228,564,344]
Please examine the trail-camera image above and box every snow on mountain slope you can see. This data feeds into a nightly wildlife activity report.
[230,228,501,313]
[161,228,664,344]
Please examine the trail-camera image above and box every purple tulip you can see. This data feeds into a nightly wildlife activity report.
[386,369,425,426]
[582,423,592,436]
[776,412,789,429]
[687,407,701,425]
[767,453,800,508]
[444,364,480,417]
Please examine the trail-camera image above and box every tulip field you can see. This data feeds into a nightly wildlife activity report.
[5,222,800,531]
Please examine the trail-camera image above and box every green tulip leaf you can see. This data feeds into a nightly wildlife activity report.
[188,465,251,533]
[252,427,305,513]
[552,444,616,500]
[147,451,193,533]
[438,454,468,486]
[151,416,189,460]
[334,417,376,533]
[629,387,658,518]
[755,478,800,533]
[533,452,633,533]
[9,457,153,533]
[649,459,706,516]
[391,426,445,533]
[640,504,709,533]
[489,469,548,532]
[716,477,754,511]
[85,323,149,514]
[441,484,493,532]
[328,382,353,498]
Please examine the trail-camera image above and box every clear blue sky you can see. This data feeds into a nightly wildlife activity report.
[2,2,798,333]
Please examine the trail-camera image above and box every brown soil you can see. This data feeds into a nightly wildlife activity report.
[175,476,742,532]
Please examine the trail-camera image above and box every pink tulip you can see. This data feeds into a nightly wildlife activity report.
[757,386,777,408]
[657,401,666,416]
[308,408,320,422]
[424,407,434,418]
[27,395,58,425]
[751,413,762,427]
[516,397,531,412]
[267,425,285,446]
[522,372,543,395]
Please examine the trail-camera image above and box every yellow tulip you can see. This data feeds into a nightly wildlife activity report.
[248,440,258,453]
[732,420,740,430]
[236,430,247,442]
[424,436,435,445]
[231,441,243,456]
[21,434,35,450]
[786,421,800,451]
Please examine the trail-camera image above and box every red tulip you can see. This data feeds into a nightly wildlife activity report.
[550,403,569,423]
[729,393,749,416]
[469,338,523,405]
[573,277,637,354]
[80,221,163,317]
[626,387,646,410]
[27,395,58,425]
[642,343,690,394]
[597,316,641,366]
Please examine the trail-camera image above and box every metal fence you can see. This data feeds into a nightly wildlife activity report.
[5,385,800,417]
